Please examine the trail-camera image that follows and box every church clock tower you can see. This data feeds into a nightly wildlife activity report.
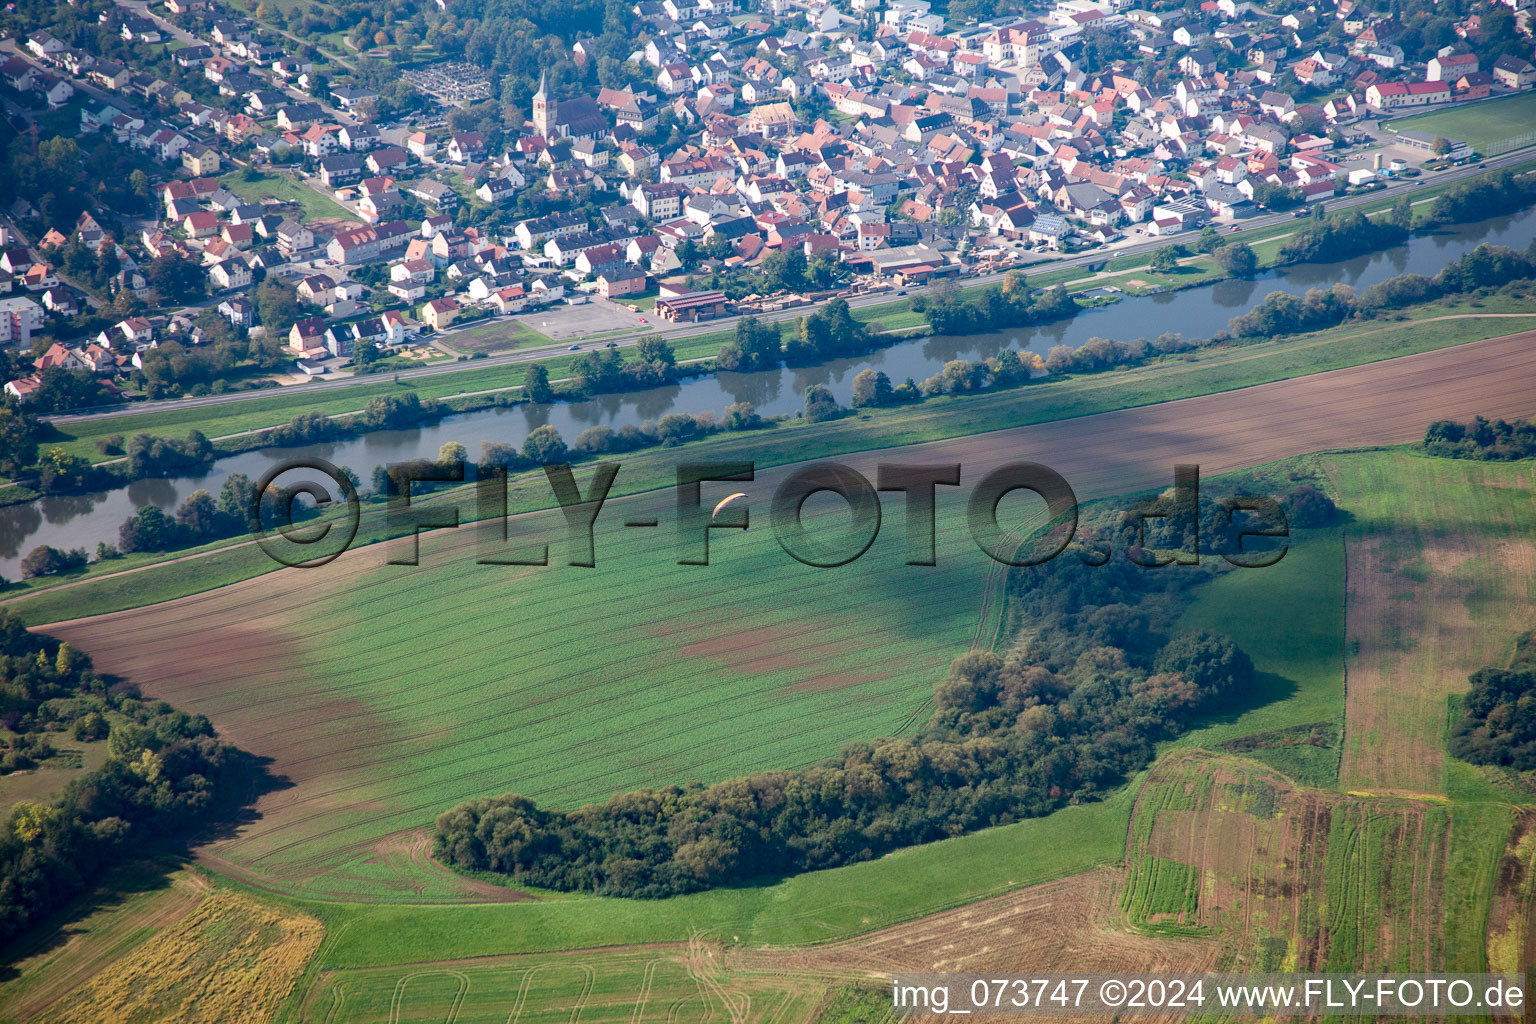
[532,71,551,137]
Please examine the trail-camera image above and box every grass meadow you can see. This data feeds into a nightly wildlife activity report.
[1385,93,1536,154]
[1325,451,1536,795]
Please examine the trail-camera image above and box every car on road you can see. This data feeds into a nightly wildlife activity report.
[605,341,619,348]
[1229,225,1239,231]
[568,344,580,350]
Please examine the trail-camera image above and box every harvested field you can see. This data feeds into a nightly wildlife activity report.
[39,888,321,1024]
[41,335,1536,902]
[1327,453,1536,795]
[1124,752,1455,972]
[0,867,209,1022]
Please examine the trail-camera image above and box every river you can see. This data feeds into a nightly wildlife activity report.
[3,204,1533,577]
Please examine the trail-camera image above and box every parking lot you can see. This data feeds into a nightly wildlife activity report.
[513,297,649,341]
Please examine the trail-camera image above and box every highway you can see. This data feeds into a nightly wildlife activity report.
[45,147,1529,427]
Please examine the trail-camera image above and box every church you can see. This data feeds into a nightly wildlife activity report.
[532,72,610,141]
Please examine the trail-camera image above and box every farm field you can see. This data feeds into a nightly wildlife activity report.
[1122,752,1472,972]
[1171,498,1346,788]
[12,315,1536,623]
[43,888,322,1024]
[1385,93,1536,154]
[44,486,1000,903]
[38,331,1536,904]
[296,869,1215,1024]
[1326,452,1536,795]
[7,445,1536,1022]
[0,864,209,1023]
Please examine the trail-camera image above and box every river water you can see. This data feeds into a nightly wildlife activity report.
[3,205,1533,577]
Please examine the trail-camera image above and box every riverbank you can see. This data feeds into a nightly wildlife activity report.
[6,294,1534,618]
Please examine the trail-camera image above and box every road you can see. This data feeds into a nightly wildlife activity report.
[44,147,1531,426]
[117,0,361,121]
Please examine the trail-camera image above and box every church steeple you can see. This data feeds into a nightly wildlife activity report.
[533,70,550,136]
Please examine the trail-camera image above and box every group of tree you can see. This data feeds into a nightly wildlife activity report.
[359,391,444,430]
[17,544,89,580]
[13,367,111,415]
[0,612,258,945]
[1449,632,1536,770]
[1,117,158,240]
[434,549,1255,897]
[1249,181,1307,211]
[786,298,873,363]
[1046,332,1197,375]
[1277,209,1410,266]
[475,400,766,472]
[2,417,224,498]
[1423,170,1536,228]
[1230,239,1536,339]
[123,430,214,480]
[0,401,42,477]
[754,248,846,295]
[118,472,261,553]
[912,274,1079,336]
[715,318,784,372]
[1422,416,1536,461]
[568,338,678,394]
[257,410,346,448]
[39,234,124,295]
[1213,241,1258,277]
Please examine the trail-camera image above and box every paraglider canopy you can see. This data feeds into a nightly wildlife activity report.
[712,492,748,519]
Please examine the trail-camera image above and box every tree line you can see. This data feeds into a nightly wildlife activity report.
[0,612,258,945]
[1423,417,1536,461]
[1230,238,1536,339]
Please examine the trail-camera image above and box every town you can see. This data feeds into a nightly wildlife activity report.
[0,0,1532,405]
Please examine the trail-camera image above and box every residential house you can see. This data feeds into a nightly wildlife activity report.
[421,296,459,330]
[1493,55,1536,89]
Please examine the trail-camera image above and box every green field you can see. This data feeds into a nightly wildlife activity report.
[1386,93,1536,154]
[1172,492,1347,788]
[92,481,1015,900]
[219,170,354,224]
[1324,452,1536,795]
